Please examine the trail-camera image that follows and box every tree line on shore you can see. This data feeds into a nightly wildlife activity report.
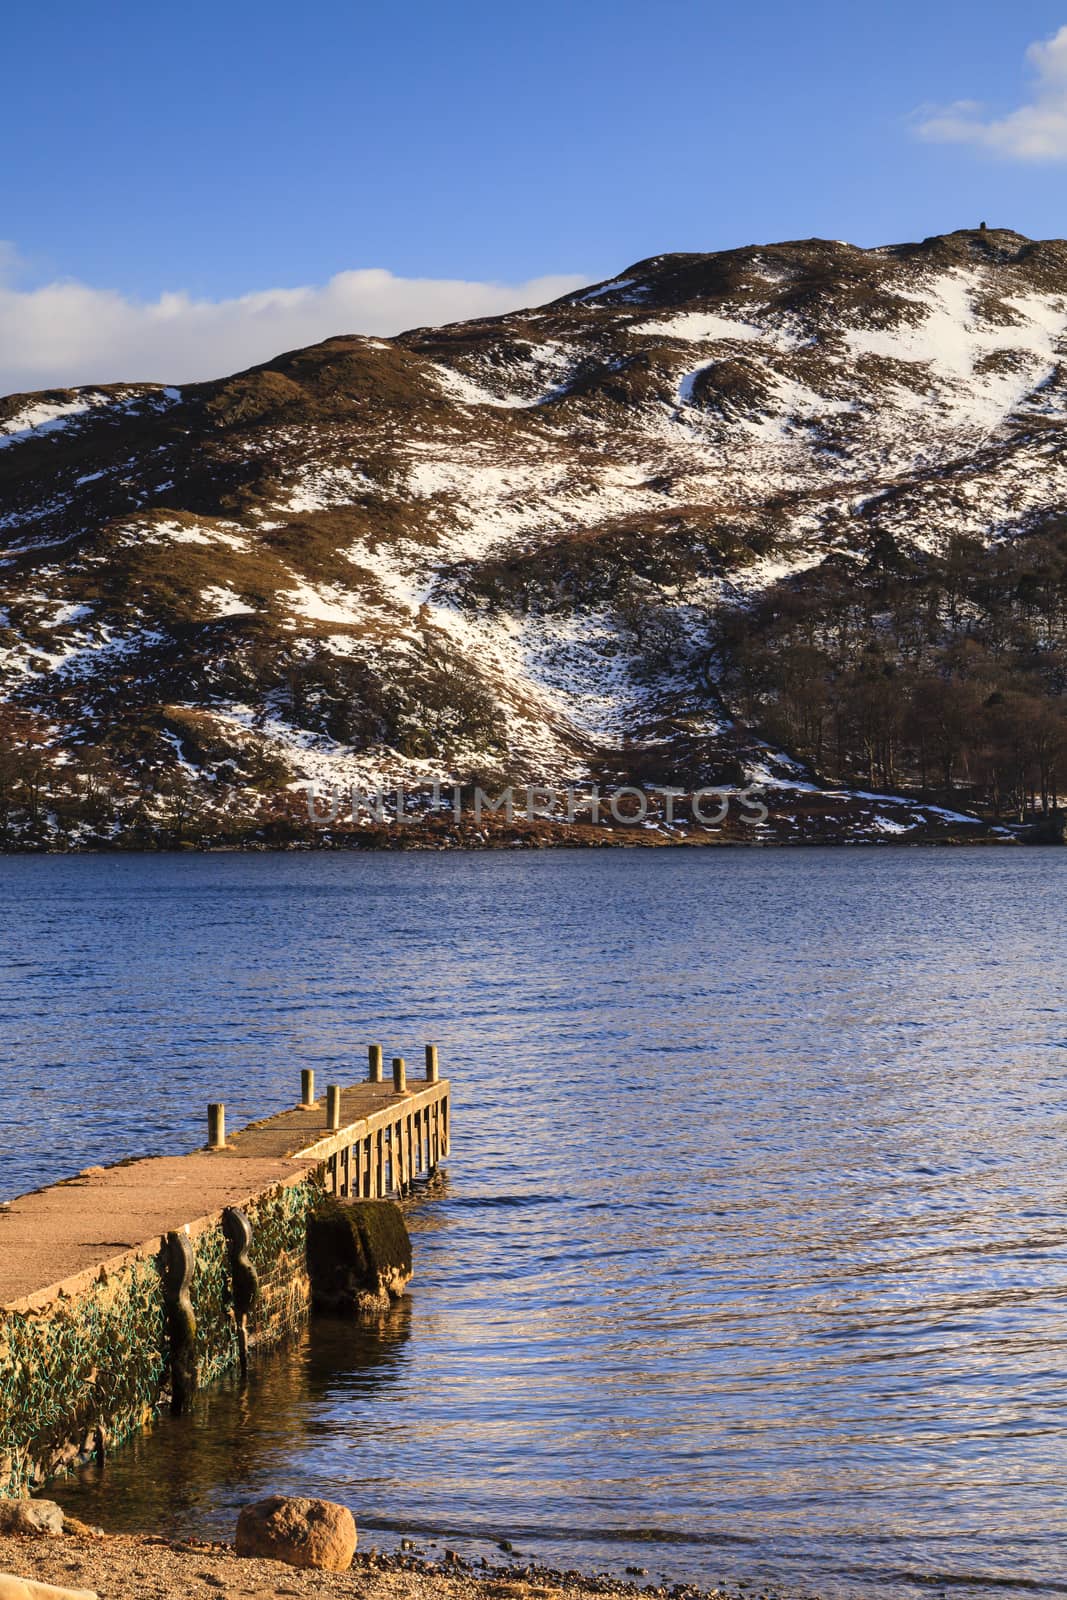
[715,522,1067,821]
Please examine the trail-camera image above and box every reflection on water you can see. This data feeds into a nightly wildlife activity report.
[62,1309,413,1532]
[3,849,1067,1598]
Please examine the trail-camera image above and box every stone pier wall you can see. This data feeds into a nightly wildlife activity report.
[0,1172,324,1495]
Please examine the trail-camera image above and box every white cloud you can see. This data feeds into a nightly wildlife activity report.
[918,26,1067,159]
[0,259,588,398]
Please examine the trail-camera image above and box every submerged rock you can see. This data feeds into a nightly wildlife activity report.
[234,1495,357,1571]
[305,1198,412,1313]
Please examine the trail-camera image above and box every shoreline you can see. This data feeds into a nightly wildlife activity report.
[0,1528,772,1600]
[0,786,1038,854]
[0,830,1030,855]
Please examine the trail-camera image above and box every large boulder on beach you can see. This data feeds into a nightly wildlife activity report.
[305,1199,412,1314]
[0,1501,64,1538]
[235,1495,356,1571]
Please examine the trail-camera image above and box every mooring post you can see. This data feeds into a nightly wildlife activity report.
[208,1103,226,1149]
[369,1043,383,1083]
[326,1084,342,1131]
[425,1043,439,1082]
[300,1068,315,1108]
[221,1207,258,1380]
[392,1055,407,1093]
[161,1231,197,1414]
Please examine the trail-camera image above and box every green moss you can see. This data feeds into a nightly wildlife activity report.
[246,1176,325,1343]
[306,1198,411,1313]
[0,1256,166,1496]
[0,1174,326,1494]
[190,1224,232,1388]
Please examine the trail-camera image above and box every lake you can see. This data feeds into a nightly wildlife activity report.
[1,848,1065,1599]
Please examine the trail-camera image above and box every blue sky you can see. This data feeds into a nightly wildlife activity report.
[4,0,1067,390]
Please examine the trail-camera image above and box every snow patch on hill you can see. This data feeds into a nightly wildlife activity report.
[0,397,109,447]
[201,586,255,619]
[634,310,803,352]
[844,272,1067,432]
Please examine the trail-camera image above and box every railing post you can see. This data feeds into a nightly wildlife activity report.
[425,1043,439,1082]
[326,1084,342,1132]
[368,1044,383,1084]
[208,1103,226,1150]
[300,1068,315,1108]
[392,1056,407,1093]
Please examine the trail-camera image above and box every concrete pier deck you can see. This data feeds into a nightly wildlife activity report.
[0,1154,312,1312]
[0,1060,450,1313]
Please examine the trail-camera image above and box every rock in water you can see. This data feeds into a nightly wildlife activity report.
[0,1580,97,1600]
[235,1495,357,1571]
[0,1502,65,1537]
[305,1199,412,1313]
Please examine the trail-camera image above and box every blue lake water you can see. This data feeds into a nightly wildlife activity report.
[1,848,1066,1599]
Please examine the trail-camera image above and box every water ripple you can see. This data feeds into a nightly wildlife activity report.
[3,849,1067,1599]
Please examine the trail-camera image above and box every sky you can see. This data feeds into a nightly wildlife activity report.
[4,0,1067,394]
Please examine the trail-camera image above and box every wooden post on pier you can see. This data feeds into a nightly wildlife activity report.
[223,1046,449,1199]
[208,1103,226,1150]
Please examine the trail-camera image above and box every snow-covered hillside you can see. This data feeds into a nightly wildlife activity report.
[1,226,1065,846]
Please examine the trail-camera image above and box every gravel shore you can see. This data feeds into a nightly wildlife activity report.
[0,1528,757,1600]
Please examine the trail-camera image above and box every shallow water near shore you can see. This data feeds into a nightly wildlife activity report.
[2,849,1066,1599]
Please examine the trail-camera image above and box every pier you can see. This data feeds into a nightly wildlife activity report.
[222,1045,450,1206]
[0,1045,450,1495]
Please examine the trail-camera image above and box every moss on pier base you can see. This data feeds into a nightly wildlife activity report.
[0,1173,325,1496]
[306,1200,412,1314]
[0,1255,166,1496]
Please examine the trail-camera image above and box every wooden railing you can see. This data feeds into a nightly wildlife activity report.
[294,1044,450,1199]
[204,1043,451,1200]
